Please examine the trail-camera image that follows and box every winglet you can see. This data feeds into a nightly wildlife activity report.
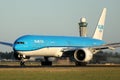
[93,8,107,40]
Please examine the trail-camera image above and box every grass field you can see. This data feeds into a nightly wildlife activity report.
[0,67,120,80]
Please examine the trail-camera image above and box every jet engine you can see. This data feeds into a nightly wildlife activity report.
[74,48,93,62]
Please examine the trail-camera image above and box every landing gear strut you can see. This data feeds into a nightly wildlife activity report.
[20,60,25,67]
[41,57,52,66]
[20,55,26,67]
[75,61,87,66]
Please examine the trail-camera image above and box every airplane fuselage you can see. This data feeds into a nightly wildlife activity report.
[13,35,105,57]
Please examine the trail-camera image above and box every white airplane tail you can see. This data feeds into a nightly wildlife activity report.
[93,8,107,40]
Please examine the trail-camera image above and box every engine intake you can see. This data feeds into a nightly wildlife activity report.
[74,48,93,62]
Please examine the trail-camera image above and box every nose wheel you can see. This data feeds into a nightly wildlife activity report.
[20,60,25,67]
[20,55,26,67]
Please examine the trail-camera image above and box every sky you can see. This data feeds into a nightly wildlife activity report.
[0,0,120,52]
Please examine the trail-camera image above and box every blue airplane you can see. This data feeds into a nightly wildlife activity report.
[0,8,120,66]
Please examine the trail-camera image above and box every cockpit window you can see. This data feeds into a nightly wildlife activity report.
[15,42,25,44]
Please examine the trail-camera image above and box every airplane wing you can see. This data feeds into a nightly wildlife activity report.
[0,41,13,47]
[92,42,120,50]
[62,42,120,53]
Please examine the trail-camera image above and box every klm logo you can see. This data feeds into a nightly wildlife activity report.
[98,25,104,32]
[34,40,44,43]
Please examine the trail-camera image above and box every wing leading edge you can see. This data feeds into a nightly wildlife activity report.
[62,42,120,53]
[92,42,120,50]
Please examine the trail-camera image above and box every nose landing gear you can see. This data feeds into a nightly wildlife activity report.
[19,55,29,67]
[20,57,26,67]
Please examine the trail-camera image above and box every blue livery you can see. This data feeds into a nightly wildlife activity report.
[14,35,105,51]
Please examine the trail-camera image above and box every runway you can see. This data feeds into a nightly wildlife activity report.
[0,61,120,68]
[0,64,120,68]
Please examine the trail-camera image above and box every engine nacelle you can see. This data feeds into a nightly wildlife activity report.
[74,48,93,62]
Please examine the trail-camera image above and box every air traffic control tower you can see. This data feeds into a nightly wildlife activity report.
[78,18,88,37]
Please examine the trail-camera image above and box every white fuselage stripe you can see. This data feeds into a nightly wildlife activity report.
[17,47,64,57]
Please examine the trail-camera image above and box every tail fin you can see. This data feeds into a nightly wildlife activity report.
[93,8,107,40]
